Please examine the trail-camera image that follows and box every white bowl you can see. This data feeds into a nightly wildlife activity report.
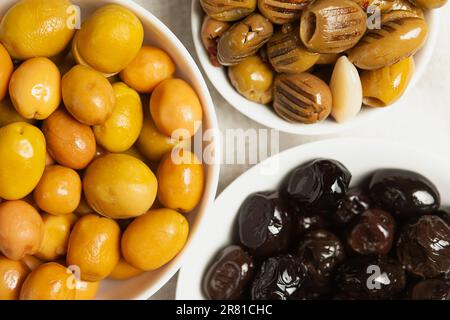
[191,1,441,135]
[176,138,450,299]
[0,0,220,300]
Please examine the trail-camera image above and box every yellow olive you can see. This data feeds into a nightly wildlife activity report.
[361,57,415,107]
[0,200,44,261]
[75,280,99,300]
[0,0,75,60]
[21,255,43,271]
[122,208,189,271]
[0,255,30,300]
[0,122,46,200]
[150,78,203,138]
[67,214,120,282]
[120,46,176,93]
[0,43,13,101]
[94,82,143,152]
[73,4,144,75]
[83,154,158,219]
[137,113,188,162]
[35,213,78,261]
[228,55,274,104]
[43,109,96,170]
[157,149,204,213]
[20,262,76,300]
[108,258,143,280]
[9,57,61,120]
[62,65,116,125]
[0,97,36,127]
[33,165,82,216]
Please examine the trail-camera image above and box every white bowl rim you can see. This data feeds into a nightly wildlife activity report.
[175,137,450,299]
[191,1,441,136]
[0,0,221,300]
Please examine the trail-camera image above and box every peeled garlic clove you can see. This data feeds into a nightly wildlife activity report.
[361,57,415,107]
[330,56,362,123]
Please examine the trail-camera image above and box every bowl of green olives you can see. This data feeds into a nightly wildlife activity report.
[191,0,444,135]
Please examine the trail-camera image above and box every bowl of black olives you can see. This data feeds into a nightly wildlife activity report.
[176,138,450,300]
[191,0,444,135]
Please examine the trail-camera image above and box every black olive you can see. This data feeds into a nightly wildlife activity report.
[335,255,406,300]
[251,254,307,300]
[334,188,371,227]
[238,191,293,259]
[397,215,450,279]
[411,279,450,300]
[203,245,255,300]
[436,208,450,225]
[280,159,352,215]
[296,230,345,299]
[294,212,331,238]
[369,169,440,219]
[347,208,396,255]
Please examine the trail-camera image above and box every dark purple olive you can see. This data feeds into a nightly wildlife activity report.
[280,159,352,215]
[397,215,450,279]
[334,188,371,227]
[335,255,406,300]
[203,245,255,300]
[369,169,440,219]
[251,254,307,300]
[296,230,345,299]
[411,279,450,300]
[298,230,345,279]
[347,209,396,255]
[295,212,331,237]
[238,191,293,258]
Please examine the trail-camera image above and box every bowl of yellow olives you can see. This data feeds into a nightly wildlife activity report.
[192,0,444,135]
[0,0,219,299]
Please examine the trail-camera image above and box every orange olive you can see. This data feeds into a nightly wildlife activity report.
[43,109,96,170]
[20,262,76,300]
[0,200,44,260]
[0,255,29,300]
[120,46,175,93]
[150,78,203,138]
[121,208,189,271]
[34,165,82,216]
[108,258,143,280]
[0,43,13,101]
[157,149,204,213]
[75,280,99,300]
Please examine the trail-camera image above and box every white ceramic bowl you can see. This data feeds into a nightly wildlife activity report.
[191,1,441,135]
[176,138,450,299]
[0,0,220,300]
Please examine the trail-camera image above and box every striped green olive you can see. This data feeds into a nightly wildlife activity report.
[217,13,273,66]
[300,0,367,54]
[267,24,320,73]
[200,0,257,21]
[273,73,332,124]
[258,0,312,24]
[348,18,428,70]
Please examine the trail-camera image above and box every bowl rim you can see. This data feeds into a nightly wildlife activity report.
[190,1,441,136]
[175,136,450,299]
[0,0,221,300]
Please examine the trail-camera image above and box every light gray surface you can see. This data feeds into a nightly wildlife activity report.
[132,0,450,300]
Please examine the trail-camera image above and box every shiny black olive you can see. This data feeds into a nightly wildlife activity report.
[397,215,450,279]
[369,169,440,219]
[203,245,255,300]
[347,208,396,255]
[411,279,450,300]
[335,255,406,300]
[251,254,307,300]
[296,230,345,299]
[238,191,293,258]
[295,212,331,238]
[280,159,352,215]
[334,188,371,227]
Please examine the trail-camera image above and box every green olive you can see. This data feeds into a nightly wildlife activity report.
[407,0,447,9]
[300,0,367,53]
[200,0,257,21]
[217,13,273,66]
[228,55,274,104]
[201,17,231,67]
[258,0,311,24]
[348,18,428,70]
